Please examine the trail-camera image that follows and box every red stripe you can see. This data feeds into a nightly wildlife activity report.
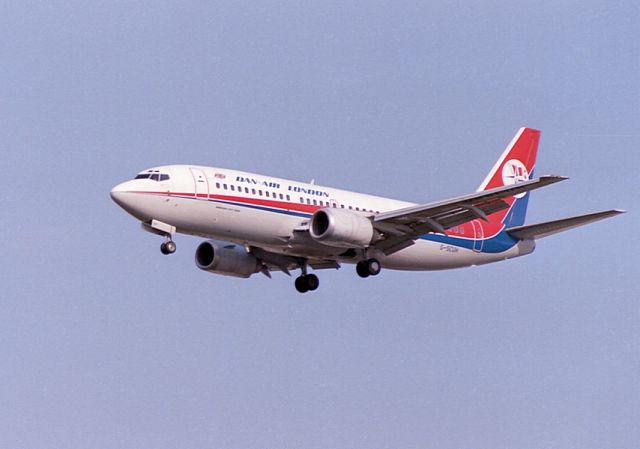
[132,190,320,214]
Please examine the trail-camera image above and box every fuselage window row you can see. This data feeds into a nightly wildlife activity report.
[209,179,379,212]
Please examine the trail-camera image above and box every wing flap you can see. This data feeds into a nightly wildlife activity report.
[371,176,567,254]
[506,209,625,240]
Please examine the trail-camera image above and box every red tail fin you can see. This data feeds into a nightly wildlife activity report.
[477,128,541,227]
[477,127,540,192]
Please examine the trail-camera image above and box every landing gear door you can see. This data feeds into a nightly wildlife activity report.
[190,168,209,200]
[472,220,484,253]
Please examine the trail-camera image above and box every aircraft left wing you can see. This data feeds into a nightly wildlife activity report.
[372,175,567,254]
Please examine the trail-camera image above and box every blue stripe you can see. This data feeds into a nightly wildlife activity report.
[420,230,518,253]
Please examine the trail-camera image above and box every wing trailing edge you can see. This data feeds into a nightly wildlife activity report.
[505,209,625,240]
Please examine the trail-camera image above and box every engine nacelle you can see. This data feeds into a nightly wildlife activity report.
[195,240,260,278]
[310,208,375,248]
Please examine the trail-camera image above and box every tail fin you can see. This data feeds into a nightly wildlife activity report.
[477,127,541,227]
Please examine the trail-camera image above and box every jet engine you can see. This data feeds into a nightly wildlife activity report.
[195,240,260,278]
[310,208,375,248]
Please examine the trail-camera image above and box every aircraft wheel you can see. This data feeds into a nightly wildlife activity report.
[160,241,176,255]
[306,274,319,291]
[367,258,381,276]
[356,261,370,278]
[295,276,309,293]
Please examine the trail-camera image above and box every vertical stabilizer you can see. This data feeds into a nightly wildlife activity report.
[477,128,540,227]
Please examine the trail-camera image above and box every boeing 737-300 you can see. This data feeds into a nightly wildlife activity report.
[111,128,624,293]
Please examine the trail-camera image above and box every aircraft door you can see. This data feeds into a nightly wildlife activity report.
[472,220,484,253]
[190,168,210,200]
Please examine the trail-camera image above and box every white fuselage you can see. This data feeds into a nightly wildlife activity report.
[111,165,534,271]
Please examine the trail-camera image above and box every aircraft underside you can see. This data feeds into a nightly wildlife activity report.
[126,192,534,292]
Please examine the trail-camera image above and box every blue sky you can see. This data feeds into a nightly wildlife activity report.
[1,1,638,448]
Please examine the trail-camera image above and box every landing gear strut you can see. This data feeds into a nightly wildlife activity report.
[356,258,381,278]
[294,263,319,293]
[160,240,177,255]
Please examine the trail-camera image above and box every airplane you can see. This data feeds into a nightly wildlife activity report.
[110,127,624,293]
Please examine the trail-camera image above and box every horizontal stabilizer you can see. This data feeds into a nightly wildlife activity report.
[506,209,625,240]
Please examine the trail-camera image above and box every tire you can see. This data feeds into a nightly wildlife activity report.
[160,242,170,255]
[306,274,319,291]
[165,241,177,254]
[356,261,370,278]
[295,276,309,293]
[367,258,381,276]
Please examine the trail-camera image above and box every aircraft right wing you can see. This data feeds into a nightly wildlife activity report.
[371,175,567,254]
[505,209,625,240]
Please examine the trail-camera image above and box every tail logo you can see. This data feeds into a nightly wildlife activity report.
[502,159,529,198]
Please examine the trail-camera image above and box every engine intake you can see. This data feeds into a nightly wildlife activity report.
[310,208,375,248]
[195,240,260,278]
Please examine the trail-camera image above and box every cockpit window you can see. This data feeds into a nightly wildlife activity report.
[134,172,170,181]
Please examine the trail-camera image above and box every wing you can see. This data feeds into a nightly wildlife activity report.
[249,246,340,278]
[372,175,567,254]
[505,209,625,240]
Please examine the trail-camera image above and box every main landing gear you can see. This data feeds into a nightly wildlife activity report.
[294,263,319,293]
[294,273,319,293]
[160,239,177,255]
[356,258,381,278]
[294,258,382,293]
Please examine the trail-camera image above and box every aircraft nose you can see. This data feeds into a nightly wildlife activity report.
[110,180,154,222]
[110,182,128,206]
[110,181,138,211]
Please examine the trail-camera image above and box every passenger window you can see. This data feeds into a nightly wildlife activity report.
[223,184,228,190]
[231,185,235,191]
[245,187,249,193]
[259,190,263,196]
[306,198,311,205]
[287,195,291,201]
[216,182,220,189]
[341,204,345,209]
[265,191,270,198]
[252,188,256,195]
[279,193,284,200]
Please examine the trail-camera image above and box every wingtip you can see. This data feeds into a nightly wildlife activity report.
[539,175,570,183]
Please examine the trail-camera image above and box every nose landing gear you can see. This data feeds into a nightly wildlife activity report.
[160,240,177,255]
